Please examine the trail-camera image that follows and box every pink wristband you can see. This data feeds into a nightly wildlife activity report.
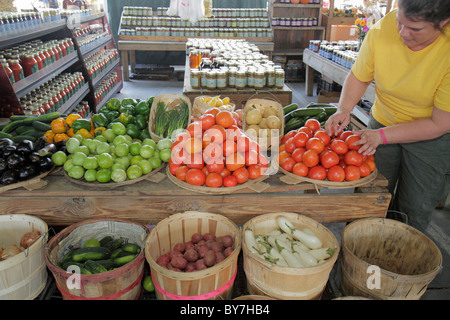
[379,128,388,145]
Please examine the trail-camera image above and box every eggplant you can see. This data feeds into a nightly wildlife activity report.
[0,138,14,151]
[1,170,19,185]
[28,151,41,164]
[2,145,17,158]
[38,156,53,172]
[18,163,38,181]
[7,153,26,170]
[38,143,57,157]
[16,139,34,156]
[33,137,46,152]
[0,158,6,172]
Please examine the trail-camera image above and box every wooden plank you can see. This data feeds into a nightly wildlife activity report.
[0,170,390,226]
[118,35,273,43]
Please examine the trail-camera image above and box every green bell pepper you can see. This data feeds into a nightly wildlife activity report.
[120,104,136,116]
[126,124,140,139]
[120,113,135,126]
[135,114,147,131]
[106,98,121,111]
[139,128,151,141]
[104,110,120,122]
[91,113,109,128]
[121,98,137,107]
[135,101,150,116]
[72,119,92,133]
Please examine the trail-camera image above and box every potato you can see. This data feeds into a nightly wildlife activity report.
[156,253,170,267]
[221,235,234,248]
[203,233,216,241]
[195,258,207,271]
[185,262,197,272]
[204,250,216,267]
[215,251,225,264]
[246,107,262,125]
[211,241,223,252]
[224,246,234,257]
[191,233,203,244]
[263,106,278,118]
[266,115,281,129]
[184,248,199,262]
[196,244,210,258]
[184,241,195,251]
[173,242,186,253]
[171,255,187,270]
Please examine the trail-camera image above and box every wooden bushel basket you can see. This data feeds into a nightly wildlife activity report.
[148,93,192,143]
[0,214,48,300]
[340,218,442,300]
[145,211,242,300]
[242,212,339,300]
[45,218,148,300]
[192,95,236,118]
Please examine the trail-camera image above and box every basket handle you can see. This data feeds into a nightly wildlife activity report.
[243,90,282,108]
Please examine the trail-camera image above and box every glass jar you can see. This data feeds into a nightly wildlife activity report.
[8,59,24,82]
[200,70,208,88]
[22,54,39,77]
[247,67,256,88]
[1,60,15,84]
[206,69,217,90]
[254,69,265,90]
[189,49,201,69]
[275,69,285,89]
[235,69,247,90]
[228,67,237,88]
[190,69,201,89]
[266,67,275,88]
[216,69,227,89]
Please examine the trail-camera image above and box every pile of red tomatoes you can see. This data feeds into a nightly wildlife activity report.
[279,119,376,182]
[168,108,269,188]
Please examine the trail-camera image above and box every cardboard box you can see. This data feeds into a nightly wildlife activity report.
[330,25,358,42]
[317,90,341,103]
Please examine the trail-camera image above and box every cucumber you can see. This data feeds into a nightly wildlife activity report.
[306,103,336,108]
[121,243,141,255]
[282,103,299,115]
[71,247,111,263]
[16,127,45,138]
[288,107,326,118]
[99,236,114,246]
[32,120,52,131]
[61,247,77,263]
[284,118,306,133]
[0,131,13,139]
[2,120,25,133]
[110,248,125,259]
[22,112,63,125]
[113,254,137,267]
[60,261,92,275]
[324,106,338,116]
[12,135,37,143]
[85,260,108,274]
[103,238,124,252]
[95,259,115,270]
[9,115,37,121]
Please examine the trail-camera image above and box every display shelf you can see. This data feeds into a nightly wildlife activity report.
[12,51,79,99]
[57,82,90,114]
[0,20,67,50]
[94,81,122,113]
[79,34,113,58]
[92,59,121,88]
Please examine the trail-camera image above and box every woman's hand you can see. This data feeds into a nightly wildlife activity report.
[325,109,352,137]
[352,129,383,155]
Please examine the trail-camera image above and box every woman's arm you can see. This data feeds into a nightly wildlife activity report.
[325,71,372,136]
[355,106,450,155]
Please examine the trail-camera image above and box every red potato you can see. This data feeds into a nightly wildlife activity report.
[205,239,215,249]
[204,250,216,267]
[171,255,188,270]
[211,241,223,253]
[196,244,210,258]
[221,235,234,248]
[184,241,195,251]
[173,242,186,253]
[168,250,183,260]
[185,262,197,272]
[215,252,225,264]
[184,248,199,262]
[224,246,234,257]
[156,253,170,267]
[191,233,203,244]
[195,258,207,271]
[167,263,182,272]
[203,233,216,241]
[197,239,206,247]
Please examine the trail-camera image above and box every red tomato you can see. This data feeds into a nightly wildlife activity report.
[293,131,309,148]
[232,166,249,184]
[258,153,270,168]
[205,107,221,117]
[359,162,372,177]
[225,125,241,142]
[219,167,231,178]
[215,110,234,128]
[302,149,319,167]
[186,168,206,186]
[205,172,223,188]
[308,165,327,180]
[314,129,331,147]
[203,125,226,145]
[168,159,181,175]
[292,162,309,177]
[203,142,223,162]
[291,147,306,163]
[202,166,210,176]
[175,165,189,181]
[206,162,225,173]
[344,150,364,167]
[304,118,321,133]
[186,153,204,169]
[281,157,296,172]
[320,150,340,169]
[344,165,361,181]
[236,136,250,153]
[306,137,325,154]
[327,165,345,182]
[284,137,296,154]
[330,139,348,155]
[338,130,354,141]
[223,175,238,187]
[199,113,216,130]
[298,126,313,138]
[171,144,188,165]
[186,121,203,138]
[225,152,245,172]
[174,131,191,146]
[245,149,259,166]
[345,134,362,150]
[247,164,263,179]
[223,140,237,157]
[281,130,298,145]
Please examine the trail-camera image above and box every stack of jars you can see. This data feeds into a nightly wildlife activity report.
[85,49,119,79]
[94,72,119,106]
[0,38,75,84]
[0,11,45,34]
[18,72,85,115]
[76,31,109,49]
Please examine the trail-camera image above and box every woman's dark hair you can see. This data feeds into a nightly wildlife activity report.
[398,0,450,30]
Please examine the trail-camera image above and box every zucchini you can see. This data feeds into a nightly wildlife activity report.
[60,261,92,275]
[306,103,336,109]
[9,115,37,121]
[284,118,306,133]
[121,243,141,255]
[99,235,114,246]
[84,260,108,274]
[12,135,37,143]
[32,120,52,132]
[288,107,326,118]
[22,112,63,125]
[2,120,25,133]
[324,106,338,116]
[71,247,111,263]
[103,238,124,252]
[113,253,137,267]
[282,103,299,115]
[0,131,13,139]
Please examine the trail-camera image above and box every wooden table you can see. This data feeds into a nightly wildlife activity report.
[0,167,391,227]
[182,58,292,108]
[302,49,376,103]
[118,39,275,82]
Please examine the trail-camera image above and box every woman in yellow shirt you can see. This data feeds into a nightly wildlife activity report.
[325,0,450,231]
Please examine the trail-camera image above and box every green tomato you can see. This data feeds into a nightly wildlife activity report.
[51,151,67,166]
[159,148,171,162]
[157,138,172,151]
[126,165,142,180]
[111,168,127,183]
[96,168,111,183]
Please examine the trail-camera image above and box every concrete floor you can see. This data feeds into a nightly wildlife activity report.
[116,72,450,300]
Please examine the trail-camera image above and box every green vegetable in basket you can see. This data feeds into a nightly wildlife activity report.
[91,113,109,128]
[106,98,121,111]
[154,101,170,138]
[135,101,150,116]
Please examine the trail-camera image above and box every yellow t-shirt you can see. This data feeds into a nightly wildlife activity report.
[351,9,450,126]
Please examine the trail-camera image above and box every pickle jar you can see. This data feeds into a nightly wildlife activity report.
[265,67,275,88]
[254,69,265,90]
[216,69,227,89]
[275,69,285,89]
[235,69,247,90]
[206,69,217,90]
[190,69,201,89]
